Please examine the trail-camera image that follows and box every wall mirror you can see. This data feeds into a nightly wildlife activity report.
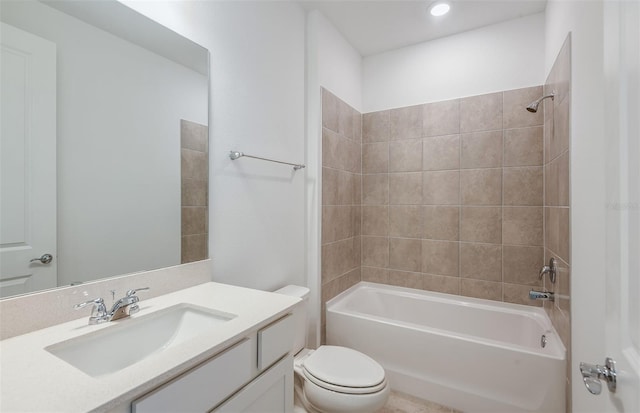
[0,0,209,299]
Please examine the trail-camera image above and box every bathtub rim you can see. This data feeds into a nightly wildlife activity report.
[326,281,566,361]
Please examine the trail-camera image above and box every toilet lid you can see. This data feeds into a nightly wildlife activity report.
[302,346,386,389]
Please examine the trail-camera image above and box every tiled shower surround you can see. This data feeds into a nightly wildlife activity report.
[321,85,551,339]
[321,90,362,339]
[181,119,209,264]
[544,34,572,411]
[359,86,547,304]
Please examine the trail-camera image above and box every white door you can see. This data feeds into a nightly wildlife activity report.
[575,1,640,412]
[0,23,57,297]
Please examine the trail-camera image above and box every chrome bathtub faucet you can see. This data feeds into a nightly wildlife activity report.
[74,287,149,324]
[529,290,555,302]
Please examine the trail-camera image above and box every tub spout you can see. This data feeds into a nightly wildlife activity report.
[529,290,555,302]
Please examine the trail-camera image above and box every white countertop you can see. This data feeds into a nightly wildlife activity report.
[0,282,300,412]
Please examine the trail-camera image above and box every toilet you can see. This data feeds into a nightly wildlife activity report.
[275,285,390,413]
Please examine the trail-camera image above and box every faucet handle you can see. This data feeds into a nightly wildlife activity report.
[74,298,109,324]
[126,287,149,297]
[74,297,105,310]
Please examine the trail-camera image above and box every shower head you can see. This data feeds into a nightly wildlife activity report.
[526,92,555,113]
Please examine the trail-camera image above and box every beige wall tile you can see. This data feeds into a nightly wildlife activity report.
[363,143,389,173]
[322,167,339,205]
[557,151,570,207]
[504,126,543,167]
[544,105,553,163]
[460,207,502,244]
[389,206,423,238]
[557,259,571,314]
[504,283,542,307]
[424,206,459,241]
[362,206,389,236]
[423,99,459,137]
[545,159,559,207]
[390,105,422,140]
[503,86,544,129]
[460,169,502,205]
[558,208,570,263]
[422,240,459,276]
[322,88,339,132]
[423,171,459,205]
[182,179,208,207]
[323,168,359,206]
[503,245,544,286]
[422,274,460,295]
[460,279,502,301]
[503,167,543,206]
[362,266,389,284]
[181,149,208,181]
[322,128,342,169]
[460,130,503,168]
[423,135,460,171]
[460,92,502,133]
[354,174,362,207]
[354,112,362,143]
[322,206,359,243]
[180,119,208,152]
[460,243,502,281]
[338,99,357,141]
[503,207,543,246]
[388,270,422,289]
[181,234,207,263]
[551,98,570,159]
[321,237,360,283]
[389,238,422,271]
[182,207,207,236]
[545,207,559,255]
[389,140,423,172]
[362,236,389,267]
[362,174,389,205]
[363,110,390,143]
[390,173,423,204]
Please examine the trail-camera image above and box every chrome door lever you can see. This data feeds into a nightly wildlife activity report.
[580,357,616,395]
[30,254,53,264]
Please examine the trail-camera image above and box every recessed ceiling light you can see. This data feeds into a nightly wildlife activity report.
[429,1,451,17]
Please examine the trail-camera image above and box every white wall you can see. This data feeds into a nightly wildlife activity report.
[363,13,546,112]
[544,2,608,412]
[305,10,363,347]
[126,1,308,291]
[1,1,207,286]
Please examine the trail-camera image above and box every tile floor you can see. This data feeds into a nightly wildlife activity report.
[377,391,462,413]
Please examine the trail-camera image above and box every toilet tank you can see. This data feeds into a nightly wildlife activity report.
[273,285,309,354]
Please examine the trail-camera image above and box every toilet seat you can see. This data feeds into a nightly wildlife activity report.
[301,346,387,394]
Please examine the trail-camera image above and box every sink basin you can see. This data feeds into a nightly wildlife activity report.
[46,304,236,377]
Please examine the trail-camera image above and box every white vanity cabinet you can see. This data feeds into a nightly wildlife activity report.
[131,315,294,413]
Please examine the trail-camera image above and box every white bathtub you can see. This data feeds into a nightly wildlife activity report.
[326,282,566,413]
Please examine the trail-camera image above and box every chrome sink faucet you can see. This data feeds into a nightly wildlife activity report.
[74,287,149,324]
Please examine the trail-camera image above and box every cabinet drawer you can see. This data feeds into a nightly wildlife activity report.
[132,339,253,413]
[257,314,293,370]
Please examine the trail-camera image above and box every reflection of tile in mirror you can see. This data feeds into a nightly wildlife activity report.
[181,119,208,152]
[180,120,208,263]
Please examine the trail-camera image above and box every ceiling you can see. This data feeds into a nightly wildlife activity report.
[298,0,547,56]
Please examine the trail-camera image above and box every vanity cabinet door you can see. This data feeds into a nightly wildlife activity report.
[132,338,254,413]
[213,354,293,413]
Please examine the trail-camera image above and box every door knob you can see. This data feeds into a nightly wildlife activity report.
[580,357,616,395]
[30,254,53,264]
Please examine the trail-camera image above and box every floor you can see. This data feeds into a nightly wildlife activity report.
[377,391,462,413]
